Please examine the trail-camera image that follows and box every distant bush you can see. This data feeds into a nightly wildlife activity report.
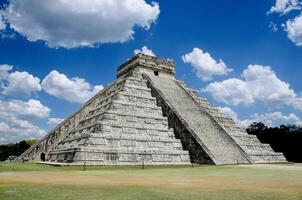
[0,140,37,161]
[247,122,302,162]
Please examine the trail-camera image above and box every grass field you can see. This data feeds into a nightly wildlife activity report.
[0,162,302,200]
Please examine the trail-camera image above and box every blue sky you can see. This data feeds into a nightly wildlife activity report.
[0,0,302,144]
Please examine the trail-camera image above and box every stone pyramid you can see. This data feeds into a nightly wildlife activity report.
[19,54,286,165]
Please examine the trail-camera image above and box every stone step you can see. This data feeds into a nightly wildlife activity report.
[79,108,167,127]
[88,97,116,115]
[123,83,151,92]
[48,150,191,164]
[111,99,162,110]
[58,142,185,152]
[116,92,157,102]
[196,101,211,108]
[251,154,287,163]
[124,78,147,88]
[59,133,180,145]
[51,147,189,156]
[244,149,283,156]
[223,126,247,132]
[232,135,266,144]
[176,80,187,88]
[145,74,251,164]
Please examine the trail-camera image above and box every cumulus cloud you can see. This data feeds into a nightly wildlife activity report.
[243,65,296,107]
[204,64,301,110]
[268,0,301,15]
[42,70,103,104]
[241,112,301,127]
[0,99,50,144]
[2,71,41,97]
[0,64,41,97]
[203,78,253,105]
[8,99,50,118]
[285,14,302,46]
[134,46,156,56]
[182,48,232,81]
[47,118,64,127]
[0,99,50,118]
[1,0,160,48]
[217,106,301,127]
[0,64,13,79]
[0,119,45,144]
[293,98,302,110]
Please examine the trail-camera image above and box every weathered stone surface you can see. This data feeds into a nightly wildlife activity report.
[18,53,286,165]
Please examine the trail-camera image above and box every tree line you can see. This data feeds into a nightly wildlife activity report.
[0,123,301,162]
[246,122,302,162]
[0,140,37,161]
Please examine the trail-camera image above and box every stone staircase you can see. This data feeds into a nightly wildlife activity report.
[176,80,286,163]
[144,74,252,165]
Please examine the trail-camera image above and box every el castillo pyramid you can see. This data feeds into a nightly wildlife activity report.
[18,54,286,165]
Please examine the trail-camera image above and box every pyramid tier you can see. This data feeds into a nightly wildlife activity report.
[46,72,190,164]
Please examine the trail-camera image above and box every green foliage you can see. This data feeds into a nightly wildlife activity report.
[246,123,302,162]
[25,140,37,146]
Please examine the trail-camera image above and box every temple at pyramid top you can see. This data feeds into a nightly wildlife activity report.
[117,53,175,78]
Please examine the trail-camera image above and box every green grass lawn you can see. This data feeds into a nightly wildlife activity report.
[1,162,302,200]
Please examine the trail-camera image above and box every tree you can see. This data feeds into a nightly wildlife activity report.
[246,123,302,163]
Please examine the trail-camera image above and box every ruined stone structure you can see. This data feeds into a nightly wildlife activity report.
[18,54,286,165]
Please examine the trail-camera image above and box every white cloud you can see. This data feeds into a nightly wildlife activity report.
[268,0,301,15]
[134,46,156,56]
[0,64,41,97]
[0,64,13,79]
[0,98,49,144]
[8,99,50,118]
[203,78,254,105]
[0,99,50,118]
[182,48,232,81]
[217,106,302,127]
[268,1,302,46]
[42,70,103,104]
[2,71,41,97]
[242,112,301,127]
[204,64,301,110]
[243,65,296,107]
[285,14,302,46]
[1,0,160,48]
[47,118,64,127]
[293,97,302,110]
[0,120,45,144]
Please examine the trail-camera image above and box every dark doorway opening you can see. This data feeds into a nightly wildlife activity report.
[154,71,159,76]
[40,152,46,162]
